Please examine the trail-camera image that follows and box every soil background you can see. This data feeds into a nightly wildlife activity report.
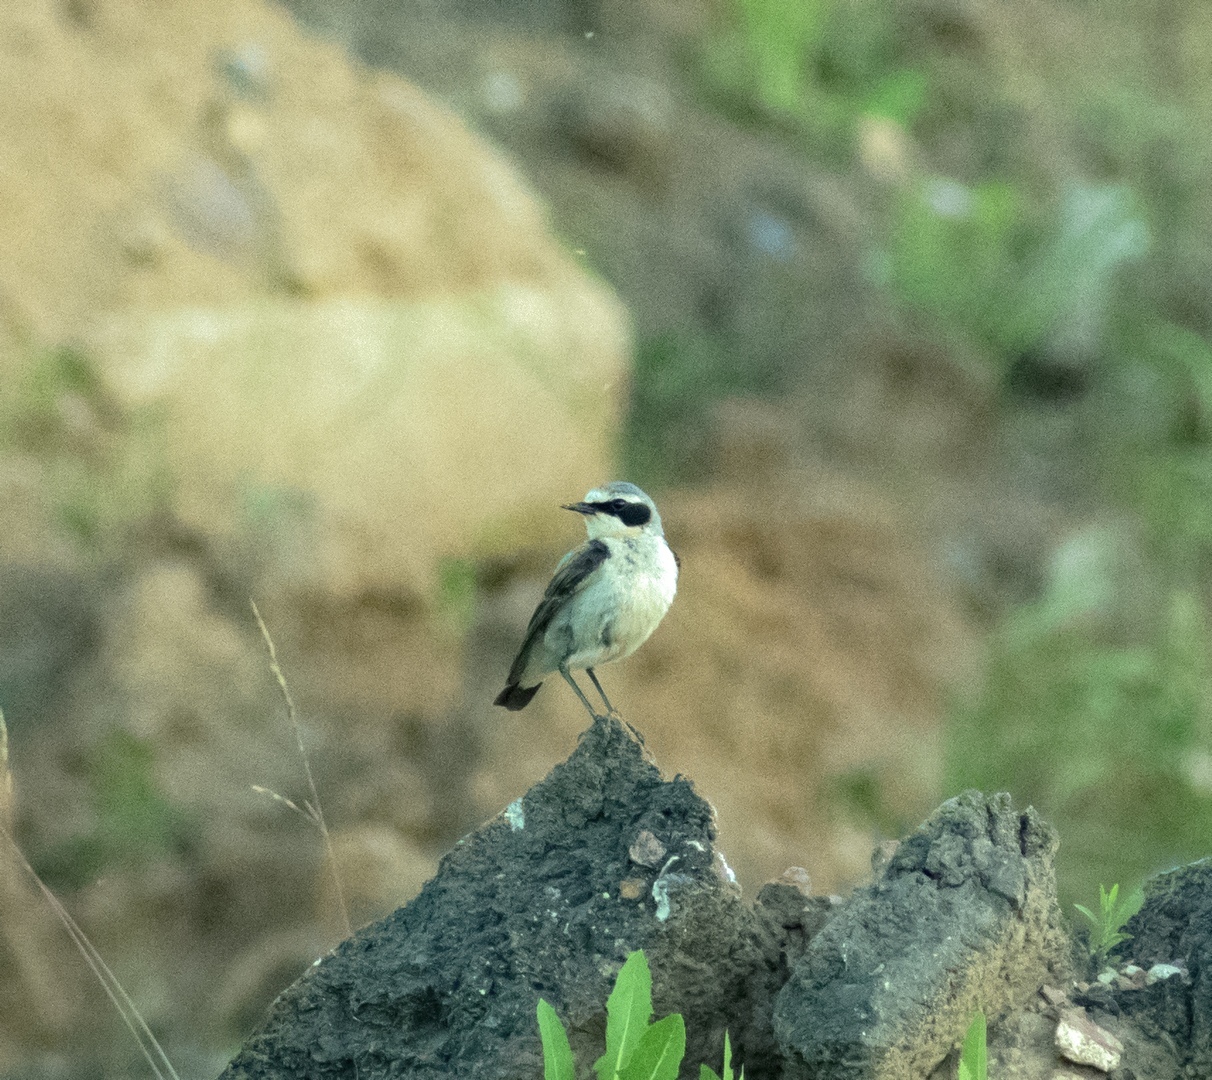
[1,0,1205,1075]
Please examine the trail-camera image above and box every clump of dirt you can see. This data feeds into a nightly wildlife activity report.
[774,790,1069,1080]
[220,716,785,1079]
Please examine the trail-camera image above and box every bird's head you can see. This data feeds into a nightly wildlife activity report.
[563,482,664,540]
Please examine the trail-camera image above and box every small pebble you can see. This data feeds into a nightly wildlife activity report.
[618,878,646,900]
[629,829,666,868]
[1055,1009,1124,1072]
[1145,963,1183,984]
[1040,984,1068,1007]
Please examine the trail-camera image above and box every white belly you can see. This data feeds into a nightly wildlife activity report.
[546,539,677,673]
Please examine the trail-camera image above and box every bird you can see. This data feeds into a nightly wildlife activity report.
[494,482,678,720]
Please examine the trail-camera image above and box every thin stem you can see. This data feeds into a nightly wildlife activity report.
[0,824,180,1080]
[251,601,352,938]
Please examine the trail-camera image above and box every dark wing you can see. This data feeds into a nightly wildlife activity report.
[506,539,610,683]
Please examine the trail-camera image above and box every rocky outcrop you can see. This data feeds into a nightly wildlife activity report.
[1084,860,1212,1076]
[773,791,1070,1080]
[220,716,784,1079]
[214,723,1212,1080]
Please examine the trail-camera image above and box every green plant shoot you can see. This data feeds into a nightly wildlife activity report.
[595,950,655,1080]
[537,999,575,1080]
[957,1010,986,1080]
[538,951,693,1080]
[618,1013,685,1080]
[701,1030,744,1080]
[1075,883,1144,961]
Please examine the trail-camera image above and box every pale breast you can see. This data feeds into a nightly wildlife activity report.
[597,538,677,661]
[545,537,676,672]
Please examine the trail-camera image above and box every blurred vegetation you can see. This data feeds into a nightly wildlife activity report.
[0,343,168,551]
[36,730,193,890]
[701,0,924,150]
[625,333,778,484]
[946,534,1212,903]
[629,0,1212,902]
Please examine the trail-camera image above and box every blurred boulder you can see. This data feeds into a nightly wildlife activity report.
[1,0,629,604]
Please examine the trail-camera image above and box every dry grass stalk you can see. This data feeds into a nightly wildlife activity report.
[0,709,180,1079]
[251,600,352,938]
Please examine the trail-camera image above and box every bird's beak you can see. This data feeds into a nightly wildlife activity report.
[562,502,595,515]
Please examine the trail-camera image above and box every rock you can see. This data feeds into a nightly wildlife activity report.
[773,791,1069,1080]
[1040,984,1069,1008]
[1144,963,1182,985]
[1055,1009,1124,1072]
[89,288,627,600]
[3,0,628,606]
[1110,861,1212,1071]
[1119,965,1147,989]
[753,884,838,971]
[219,716,785,1079]
[629,827,667,868]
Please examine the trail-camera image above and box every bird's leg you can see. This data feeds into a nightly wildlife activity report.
[560,667,603,721]
[585,668,617,716]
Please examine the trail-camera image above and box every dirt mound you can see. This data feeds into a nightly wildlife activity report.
[0,0,586,337]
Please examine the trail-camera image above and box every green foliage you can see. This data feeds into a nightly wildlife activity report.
[832,766,910,839]
[437,557,478,632]
[0,343,168,549]
[595,950,655,1080]
[700,1031,744,1080]
[881,181,1147,364]
[957,1010,986,1080]
[1106,320,1212,571]
[946,527,1212,904]
[537,951,735,1080]
[617,1014,685,1080]
[624,333,766,485]
[537,999,575,1080]
[732,0,828,118]
[35,730,192,890]
[1075,883,1145,963]
[702,0,925,146]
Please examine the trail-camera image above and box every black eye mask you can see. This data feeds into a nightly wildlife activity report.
[595,500,652,527]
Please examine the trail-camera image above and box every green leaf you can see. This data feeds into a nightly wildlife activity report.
[619,1014,686,1080]
[1075,883,1145,960]
[594,951,654,1080]
[1074,903,1097,924]
[957,1010,986,1080]
[537,999,576,1080]
[699,1031,741,1080]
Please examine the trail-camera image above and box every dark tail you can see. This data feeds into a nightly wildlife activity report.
[494,682,541,711]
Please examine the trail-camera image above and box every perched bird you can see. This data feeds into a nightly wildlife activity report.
[495,482,678,720]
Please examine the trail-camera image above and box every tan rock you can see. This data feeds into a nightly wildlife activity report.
[89,288,627,598]
[4,0,629,602]
[1055,1009,1124,1072]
